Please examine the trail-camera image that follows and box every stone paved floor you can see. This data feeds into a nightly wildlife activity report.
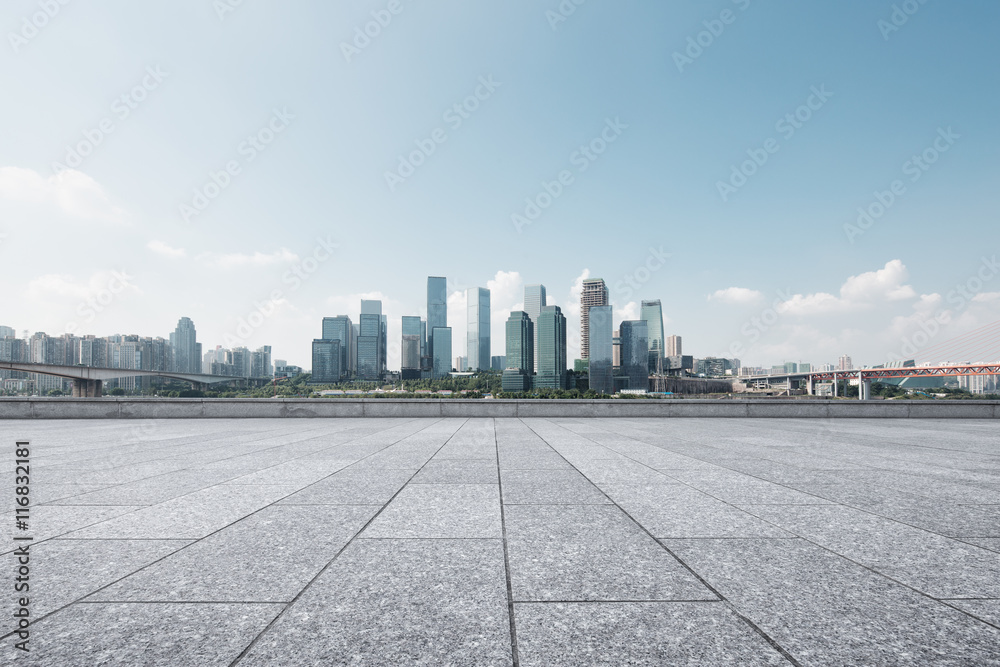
[2,417,1000,666]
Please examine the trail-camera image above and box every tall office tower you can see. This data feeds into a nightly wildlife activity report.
[640,300,665,371]
[352,323,359,374]
[322,315,354,378]
[0,326,14,338]
[380,314,387,378]
[523,284,546,373]
[169,317,201,374]
[612,330,621,369]
[401,316,422,379]
[838,354,853,371]
[620,320,649,391]
[431,327,452,379]
[665,335,682,357]
[580,278,608,360]
[311,339,341,383]
[357,300,383,381]
[503,311,534,391]
[536,305,567,389]
[427,277,447,363]
[491,356,506,371]
[466,287,491,371]
[251,345,273,378]
[588,305,614,394]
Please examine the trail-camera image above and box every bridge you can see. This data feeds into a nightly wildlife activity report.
[0,361,245,397]
[742,364,1000,400]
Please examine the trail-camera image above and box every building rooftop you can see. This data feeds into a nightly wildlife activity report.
[5,417,1000,665]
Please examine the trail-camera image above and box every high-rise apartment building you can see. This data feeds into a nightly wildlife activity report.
[619,320,649,391]
[580,278,608,360]
[838,355,853,371]
[466,287,490,371]
[523,284,546,373]
[665,335,682,357]
[0,326,14,338]
[431,327,452,379]
[640,300,665,370]
[427,277,447,363]
[536,305,567,389]
[169,317,201,374]
[588,305,613,394]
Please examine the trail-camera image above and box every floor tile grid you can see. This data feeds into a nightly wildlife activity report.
[0,418,444,642]
[228,417,472,666]
[517,419,803,667]
[570,420,1000,629]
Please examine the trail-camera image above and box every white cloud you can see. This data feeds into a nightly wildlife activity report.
[777,260,917,316]
[709,287,764,305]
[972,292,1000,303]
[147,240,186,259]
[617,301,640,322]
[0,166,125,223]
[196,248,298,270]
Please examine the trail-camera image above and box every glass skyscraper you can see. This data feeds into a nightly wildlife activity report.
[431,327,452,379]
[503,311,533,391]
[466,287,490,371]
[523,284,546,373]
[620,320,649,391]
[169,317,201,374]
[401,316,422,378]
[588,305,613,394]
[640,300,665,372]
[357,300,383,381]
[535,305,567,389]
[427,277,447,363]
[311,339,341,383]
[322,315,354,379]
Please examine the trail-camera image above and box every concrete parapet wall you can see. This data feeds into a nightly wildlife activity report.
[1,398,999,419]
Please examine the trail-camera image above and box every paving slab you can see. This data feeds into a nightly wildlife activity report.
[90,505,379,602]
[411,459,499,484]
[362,483,502,538]
[4,602,283,666]
[515,602,789,666]
[237,539,513,667]
[501,469,611,504]
[277,467,416,505]
[505,504,716,602]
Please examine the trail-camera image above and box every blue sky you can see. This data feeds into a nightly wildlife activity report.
[2,0,998,369]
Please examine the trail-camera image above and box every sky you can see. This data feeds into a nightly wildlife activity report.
[2,0,998,370]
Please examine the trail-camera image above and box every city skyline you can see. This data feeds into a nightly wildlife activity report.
[2,3,997,375]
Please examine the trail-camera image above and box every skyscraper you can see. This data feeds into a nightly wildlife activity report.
[357,300,383,381]
[401,316,422,379]
[838,354,853,371]
[427,277,447,363]
[503,311,533,391]
[580,278,608,360]
[311,339,341,383]
[665,335,682,357]
[431,327,452,379]
[620,320,649,391]
[169,317,201,374]
[322,315,354,379]
[523,284,546,373]
[640,300,665,371]
[588,305,613,394]
[466,287,490,371]
[536,305,567,389]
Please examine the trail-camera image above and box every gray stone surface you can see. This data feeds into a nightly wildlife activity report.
[515,602,788,666]
[237,539,513,666]
[4,416,999,665]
